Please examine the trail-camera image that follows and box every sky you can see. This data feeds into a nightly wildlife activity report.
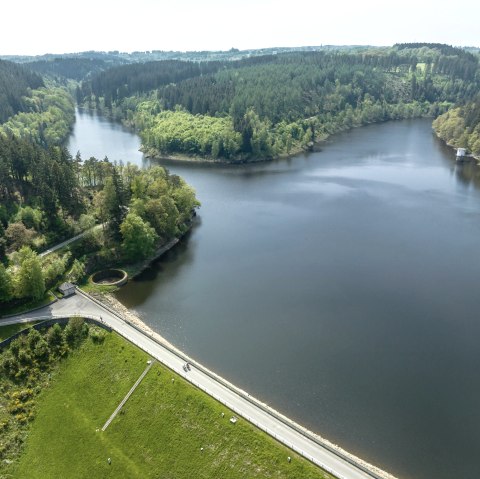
[1,0,479,56]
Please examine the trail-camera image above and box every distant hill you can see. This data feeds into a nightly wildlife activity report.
[25,58,112,81]
[394,42,477,58]
[0,45,384,72]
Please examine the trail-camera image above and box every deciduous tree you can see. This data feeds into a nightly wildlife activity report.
[120,212,157,261]
[14,246,45,301]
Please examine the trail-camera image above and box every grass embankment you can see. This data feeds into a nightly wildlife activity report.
[0,322,40,341]
[6,330,333,479]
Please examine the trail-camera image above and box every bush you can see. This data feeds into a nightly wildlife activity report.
[89,327,106,344]
[64,317,88,347]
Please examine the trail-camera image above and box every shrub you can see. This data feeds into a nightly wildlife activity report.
[89,327,106,344]
[64,317,88,347]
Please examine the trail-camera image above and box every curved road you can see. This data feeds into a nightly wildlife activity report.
[1,291,390,479]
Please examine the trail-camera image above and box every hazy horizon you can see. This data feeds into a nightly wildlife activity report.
[1,43,479,59]
[2,0,478,56]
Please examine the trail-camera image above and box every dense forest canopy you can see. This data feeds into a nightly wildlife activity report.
[0,59,44,123]
[75,45,479,160]
[0,58,75,147]
[433,93,480,155]
[394,43,478,60]
[0,42,479,309]
[25,58,111,81]
[0,136,83,231]
[80,59,226,104]
[0,132,199,307]
[0,87,75,146]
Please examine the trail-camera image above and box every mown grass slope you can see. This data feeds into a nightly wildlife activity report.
[9,331,333,479]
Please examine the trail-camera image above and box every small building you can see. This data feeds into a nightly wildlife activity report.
[456,148,466,158]
[58,282,76,297]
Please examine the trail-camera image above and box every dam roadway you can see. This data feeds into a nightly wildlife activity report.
[1,291,390,479]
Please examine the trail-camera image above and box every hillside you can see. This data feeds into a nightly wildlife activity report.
[77,45,480,161]
[433,93,480,155]
[0,59,44,123]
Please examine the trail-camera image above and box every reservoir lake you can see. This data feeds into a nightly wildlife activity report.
[68,109,480,479]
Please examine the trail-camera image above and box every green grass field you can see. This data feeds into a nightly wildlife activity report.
[6,332,333,479]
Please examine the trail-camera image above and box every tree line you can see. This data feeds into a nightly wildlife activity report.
[76,46,479,161]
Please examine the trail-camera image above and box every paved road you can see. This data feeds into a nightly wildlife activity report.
[0,292,385,479]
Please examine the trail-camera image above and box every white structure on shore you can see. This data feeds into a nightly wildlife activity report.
[456,147,467,159]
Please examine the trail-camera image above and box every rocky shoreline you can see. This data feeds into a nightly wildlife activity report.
[91,291,181,353]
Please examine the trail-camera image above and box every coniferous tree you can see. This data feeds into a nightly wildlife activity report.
[103,165,128,241]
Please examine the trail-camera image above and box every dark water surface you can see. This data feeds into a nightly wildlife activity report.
[69,112,480,479]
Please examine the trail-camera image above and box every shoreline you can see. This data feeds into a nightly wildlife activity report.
[141,140,324,166]
[432,130,480,162]
[143,149,297,166]
[83,105,440,167]
[115,218,195,281]
[100,291,397,479]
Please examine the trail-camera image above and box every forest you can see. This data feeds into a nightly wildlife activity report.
[1,42,479,310]
[26,57,111,81]
[0,59,75,146]
[0,55,201,313]
[0,87,75,146]
[0,133,199,309]
[0,60,44,123]
[432,93,480,155]
[77,45,480,161]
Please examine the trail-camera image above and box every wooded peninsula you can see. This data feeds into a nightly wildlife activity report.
[1,42,480,313]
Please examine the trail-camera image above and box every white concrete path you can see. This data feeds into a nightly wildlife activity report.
[102,360,155,431]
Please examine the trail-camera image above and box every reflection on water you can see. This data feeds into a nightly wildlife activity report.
[454,160,480,188]
[68,112,480,479]
[67,108,149,167]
